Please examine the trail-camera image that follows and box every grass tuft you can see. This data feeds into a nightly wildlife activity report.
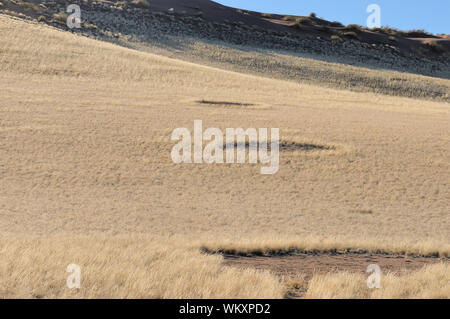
[131,0,149,9]
[52,12,68,25]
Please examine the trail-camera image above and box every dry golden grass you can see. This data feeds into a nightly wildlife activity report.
[0,236,283,298]
[201,236,450,258]
[134,38,450,101]
[0,14,449,298]
[305,263,449,299]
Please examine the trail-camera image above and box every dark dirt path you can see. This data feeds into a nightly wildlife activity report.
[224,253,447,279]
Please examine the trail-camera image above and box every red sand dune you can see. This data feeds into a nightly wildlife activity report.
[146,0,448,53]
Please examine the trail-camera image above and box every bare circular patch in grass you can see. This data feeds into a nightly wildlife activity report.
[279,140,334,152]
[221,140,336,153]
[193,99,271,110]
[348,209,374,215]
[196,99,255,107]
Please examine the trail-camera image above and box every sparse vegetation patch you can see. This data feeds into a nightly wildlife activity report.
[131,0,149,9]
[52,12,68,25]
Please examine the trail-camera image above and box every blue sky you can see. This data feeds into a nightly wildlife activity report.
[216,0,449,34]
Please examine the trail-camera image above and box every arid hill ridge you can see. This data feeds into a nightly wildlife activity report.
[2,0,450,74]
[1,0,449,93]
